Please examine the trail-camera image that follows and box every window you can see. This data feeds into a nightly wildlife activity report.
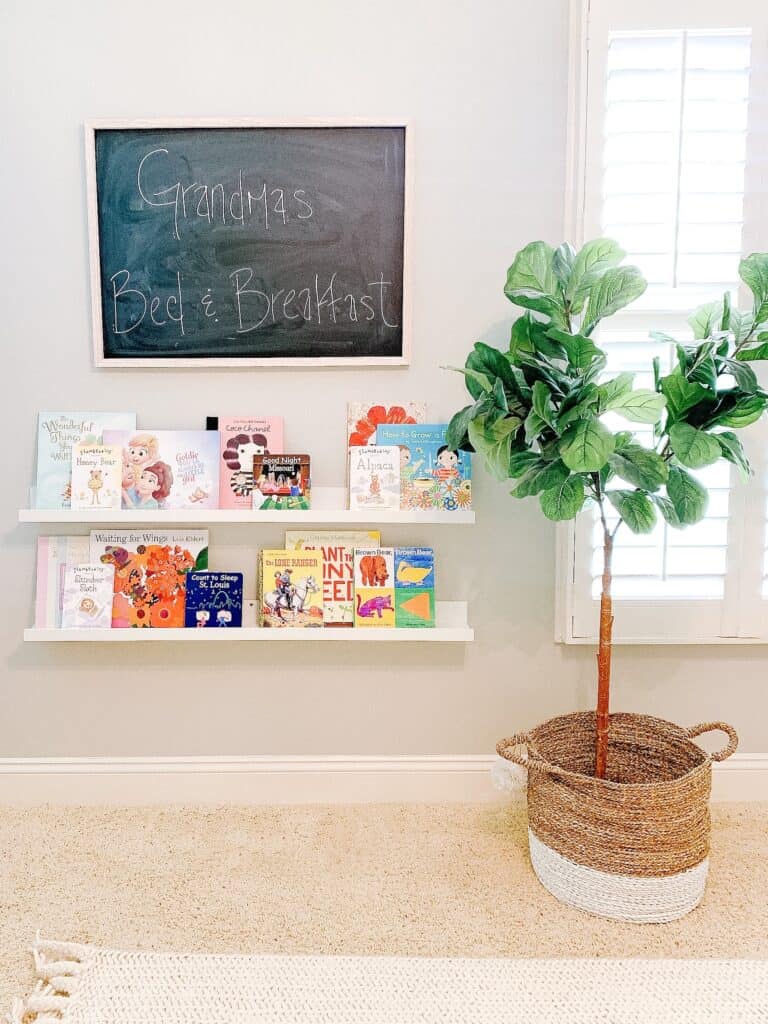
[560,0,768,643]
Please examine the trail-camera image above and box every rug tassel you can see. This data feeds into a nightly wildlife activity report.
[5,937,84,1024]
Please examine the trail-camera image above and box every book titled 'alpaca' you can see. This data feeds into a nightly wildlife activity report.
[348,447,400,511]
[284,531,381,626]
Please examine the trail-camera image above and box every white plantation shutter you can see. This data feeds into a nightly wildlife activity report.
[561,0,768,642]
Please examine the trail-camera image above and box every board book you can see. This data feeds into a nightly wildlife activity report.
[375,423,472,512]
[70,443,122,510]
[348,446,400,511]
[252,455,311,510]
[353,547,395,628]
[35,412,136,509]
[258,549,324,628]
[61,564,116,629]
[89,530,209,628]
[394,546,435,628]
[284,531,380,626]
[184,572,244,628]
[208,416,285,509]
[103,430,220,510]
[35,536,91,628]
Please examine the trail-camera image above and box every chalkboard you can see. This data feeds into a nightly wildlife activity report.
[85,122,410,366]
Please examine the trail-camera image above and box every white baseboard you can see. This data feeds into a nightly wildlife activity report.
[0,753,765,805]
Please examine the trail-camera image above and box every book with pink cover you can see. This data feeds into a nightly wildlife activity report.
[103,430,220,510]
[211,416,284,509]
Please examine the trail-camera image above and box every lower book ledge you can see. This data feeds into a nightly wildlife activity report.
[25,602,473,643]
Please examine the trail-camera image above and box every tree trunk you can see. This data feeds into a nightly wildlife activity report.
[595,531,614,779]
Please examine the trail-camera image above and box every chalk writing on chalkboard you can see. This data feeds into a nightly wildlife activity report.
[86,123,409,366]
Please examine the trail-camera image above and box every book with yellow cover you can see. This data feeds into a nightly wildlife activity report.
[284,531,380,627]
[258,549,324,628]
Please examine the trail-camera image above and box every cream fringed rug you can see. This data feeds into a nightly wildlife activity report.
[8,938,768,1024]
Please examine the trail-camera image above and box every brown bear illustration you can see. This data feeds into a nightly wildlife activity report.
[359,554,389,587]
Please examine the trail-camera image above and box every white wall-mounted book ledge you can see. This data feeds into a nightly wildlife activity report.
[19,488,475,526]
[25,603,473,643]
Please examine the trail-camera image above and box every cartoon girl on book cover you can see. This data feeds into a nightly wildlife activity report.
[123,462,173,510]
[224,433,269,498]
[125,433,160,486]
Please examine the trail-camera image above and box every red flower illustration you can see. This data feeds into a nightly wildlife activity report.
[348,405,418,446]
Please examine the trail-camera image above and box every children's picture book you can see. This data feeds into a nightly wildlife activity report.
[102,430,220,511]
[35,536,91,628]
[394,547,435,628]
[35,412,136,509]
[184,572,244,628]
[70,444,122,510]
[346,402,427,449]
[284,531,381,627]
[89,530,209,628]
[208,416,285,509]
[353,547,395,627]
[345,402,427,495]
[348,446,400,510]
[61,564,116,629]
[258,549,324,627]
[375,423,472,512]
[252,455,311,510]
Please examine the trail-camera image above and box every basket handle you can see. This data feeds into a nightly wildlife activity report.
[496,733,532,768]
[496,733,575,781]
[685,721,739,762]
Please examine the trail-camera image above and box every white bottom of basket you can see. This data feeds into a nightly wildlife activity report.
[528,829,708,924]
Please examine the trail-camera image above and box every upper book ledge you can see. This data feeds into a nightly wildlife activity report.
[19,487,475,526]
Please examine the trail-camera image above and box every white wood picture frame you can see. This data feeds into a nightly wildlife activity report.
[84,118,414,369]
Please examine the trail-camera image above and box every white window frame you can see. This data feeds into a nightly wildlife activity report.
[557,0,768,644]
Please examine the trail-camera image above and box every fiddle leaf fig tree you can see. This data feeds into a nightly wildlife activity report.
[446,241,768,778]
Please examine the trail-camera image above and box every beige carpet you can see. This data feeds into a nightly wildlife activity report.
[1,802,766,1010]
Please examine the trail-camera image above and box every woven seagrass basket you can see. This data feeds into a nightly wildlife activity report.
[497,711,738,924]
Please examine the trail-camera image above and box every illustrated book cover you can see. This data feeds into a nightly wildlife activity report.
[346,402,427,449]
[89,530,209,628]
[252,455,311,510]
[60,564,116,629]
[103,430,220,511]
[345,401,426,495]
[35,536,91,628]
[348,446,400,511]
[209,416,285,509]
[375,423,472,511]
[284,531,381,626]
[70,443,122,510]
[353,547,395,627]
[258,549,324,627]
[35,412,136,509]
[394,546,435,628]
[184,572,244,628]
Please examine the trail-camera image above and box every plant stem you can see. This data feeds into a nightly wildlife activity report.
[592,473,614,779]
